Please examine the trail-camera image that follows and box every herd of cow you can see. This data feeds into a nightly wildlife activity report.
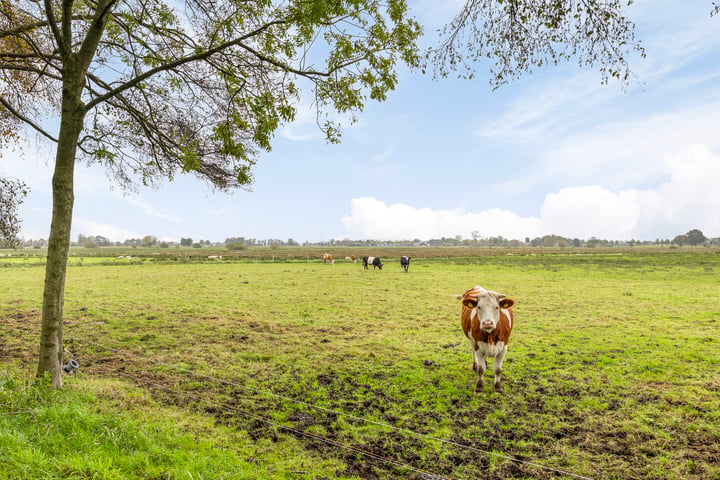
[322,253,411,272]
[321,252,515,394]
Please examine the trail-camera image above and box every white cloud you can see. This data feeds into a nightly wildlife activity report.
[341,144,720,241]
[540,186,640,239]
[341,197,541,240]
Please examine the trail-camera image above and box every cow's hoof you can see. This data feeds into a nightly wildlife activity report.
[494,384,503,393]
[474,382,483,395]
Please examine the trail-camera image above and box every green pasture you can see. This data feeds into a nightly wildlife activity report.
[1,251,719,479]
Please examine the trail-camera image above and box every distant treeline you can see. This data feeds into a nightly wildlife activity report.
[8,229,717,250]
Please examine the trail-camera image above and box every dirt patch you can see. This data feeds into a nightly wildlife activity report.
[0,310,41,364]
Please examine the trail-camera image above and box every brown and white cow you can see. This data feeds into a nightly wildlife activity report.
[456,286,515,393]
[322,253,334,265]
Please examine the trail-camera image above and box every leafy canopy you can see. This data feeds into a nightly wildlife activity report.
[1,0,421,191]
[427,0,645,88]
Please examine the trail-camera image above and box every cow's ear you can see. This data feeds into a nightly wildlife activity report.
[499,298,514,309]
[462,298,477,309]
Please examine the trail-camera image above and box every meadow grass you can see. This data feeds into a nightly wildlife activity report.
[1,250,719,479]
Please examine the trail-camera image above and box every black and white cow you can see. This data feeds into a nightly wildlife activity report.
[400,256,411,272]
[362,256,383,270]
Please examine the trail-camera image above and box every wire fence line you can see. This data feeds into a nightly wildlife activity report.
[73,337,594,480]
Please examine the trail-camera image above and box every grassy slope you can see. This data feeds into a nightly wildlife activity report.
[1,250,719,479]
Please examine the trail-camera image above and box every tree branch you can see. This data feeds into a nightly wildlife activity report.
[0,94,58,142]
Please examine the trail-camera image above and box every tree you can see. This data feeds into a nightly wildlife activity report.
[2,0,421,388]
[427,0,644,88]
[672,235,687,247]
[685,229,707,246]
[141,235,158,247]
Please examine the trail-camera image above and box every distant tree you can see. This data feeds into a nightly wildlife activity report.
[180,238,193,247]
[225,241,246,251]
[91,235,111,246]
[672,235,687,247]
[685,229,707,246]
[160,241,169,248]
[83,240,98,248]
[141,235,158,247]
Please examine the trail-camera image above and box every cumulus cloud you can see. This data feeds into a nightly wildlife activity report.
[341,145,720,241]
[540,186,640,240]
[340,197,541,240]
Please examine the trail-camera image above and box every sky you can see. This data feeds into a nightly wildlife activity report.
[2,0,720,244]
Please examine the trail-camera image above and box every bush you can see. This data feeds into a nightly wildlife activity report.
[225,242,246,251]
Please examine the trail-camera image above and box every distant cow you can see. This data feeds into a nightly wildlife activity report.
[455,286,515,393]
[400,256,411,272]
[362,256,382,270]
[322,253,334,265]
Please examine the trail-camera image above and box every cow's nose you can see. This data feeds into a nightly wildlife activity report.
[481,320,494,328]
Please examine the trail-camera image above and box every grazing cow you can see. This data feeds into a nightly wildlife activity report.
[362,256,382,270]
[322,253,334,265]
[455,286,515,393]
[400,256,411,272]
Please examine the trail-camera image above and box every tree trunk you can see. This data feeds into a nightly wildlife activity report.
[37,83,85,389]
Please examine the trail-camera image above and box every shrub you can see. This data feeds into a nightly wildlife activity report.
[226,242,246,251]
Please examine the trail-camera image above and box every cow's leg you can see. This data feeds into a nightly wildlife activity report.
[473,350,487,395]
[493,346,508,392]
[468,339,477,372]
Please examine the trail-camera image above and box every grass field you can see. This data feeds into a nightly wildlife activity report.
[1,249,719,479]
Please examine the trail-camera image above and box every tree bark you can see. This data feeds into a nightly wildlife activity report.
[36,74,85,389]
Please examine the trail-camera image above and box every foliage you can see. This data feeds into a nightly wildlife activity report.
[0,177,27,248]
[225,241,246,251]
[685,229,708,246]
[1,0,422,192]
[428,0,645,88]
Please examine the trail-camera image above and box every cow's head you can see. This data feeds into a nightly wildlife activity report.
[462,290,514,333]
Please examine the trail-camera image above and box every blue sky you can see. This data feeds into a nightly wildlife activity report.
[3,0,720,244]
